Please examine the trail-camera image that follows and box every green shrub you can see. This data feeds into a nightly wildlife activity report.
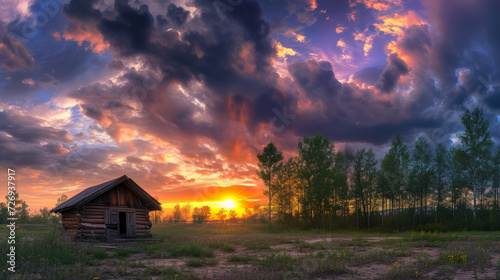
[115,248,139,258]
[227,255,258,263]
[244,240,270,250]
[405,230,467,244]
[169,241,213,258]
[436,243,491,271]
[222,244,236,252]
[92,249,107,260]
[186,259,206,267]
[258,252,293,268]
[387,260,421,279]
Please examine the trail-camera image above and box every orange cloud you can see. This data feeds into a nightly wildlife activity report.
[336,39,352,60]
[336,25,347,34]
[351,0,402,11]
[374,11,427,37]
[63,23,109,53]
[276,42,297,58]
[348,10,357,21]
[51,32,61,41]
[284,29,307,43]
[337,39,346,48]
[233,42,257,75]
[353,30,376,56]
[308,0,318,11]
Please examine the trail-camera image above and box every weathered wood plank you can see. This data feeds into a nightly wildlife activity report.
[80,218,105,224]
[80,222,106,229]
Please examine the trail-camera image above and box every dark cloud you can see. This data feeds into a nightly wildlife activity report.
[156,14,168,28]
[37,73,60,88]
[74,132,87,138]
[63,0,102,22]
[350,66,384,86]
[0,23,35,71]
[0,110,72,144]
[80,104,104,122]
[61,0,284,166]
[397,24,431,55]
[287,59,440,145]
[166,3,189,26]
[377,53,409,93]
[484,91,500,110]
[288,60,342,98]
[424,0,500,89]
[99,0,154,55]
[44,143,68,155]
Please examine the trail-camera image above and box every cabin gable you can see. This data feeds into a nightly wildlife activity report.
[88,183,148,208]
[51,175,159,241]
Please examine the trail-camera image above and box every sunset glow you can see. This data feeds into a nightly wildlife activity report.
[0,0,499,220]
[221,199,237,210]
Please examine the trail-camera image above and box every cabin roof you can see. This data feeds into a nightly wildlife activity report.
[50,175,161,213]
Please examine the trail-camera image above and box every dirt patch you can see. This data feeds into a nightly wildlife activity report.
[304,237,351,244]
[145,258,185,266]
[364,236,403,242]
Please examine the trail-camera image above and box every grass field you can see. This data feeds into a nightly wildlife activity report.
[1,222,500,279]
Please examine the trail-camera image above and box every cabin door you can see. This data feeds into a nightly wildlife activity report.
[117,210,136,238]
[126,212,136,238]
[119,212,127,237]
[105,209,119,240]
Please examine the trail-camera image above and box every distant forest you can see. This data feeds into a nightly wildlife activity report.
[257,107,500,231]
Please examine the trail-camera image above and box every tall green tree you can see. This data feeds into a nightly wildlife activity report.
[55,194,68,207]
[433,143,449,223]
[297,133,335,227]
[172,204,182,223]
[381,134,410,230]
[332,150,349,226]
[450,147,468,221]
[457,107,493,220]
[376,170,391,229]
[364,148,377,228]
[492,147,500,220]
[273,157,299,224]
[351,148,377,228]
[409,136,433,226]
[257,142,284,222]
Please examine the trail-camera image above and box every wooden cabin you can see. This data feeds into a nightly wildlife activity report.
[51,175,161,241]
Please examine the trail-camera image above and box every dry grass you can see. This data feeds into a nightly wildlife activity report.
[0,223,499,279]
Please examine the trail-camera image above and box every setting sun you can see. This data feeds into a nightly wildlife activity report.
[221,199,237,209]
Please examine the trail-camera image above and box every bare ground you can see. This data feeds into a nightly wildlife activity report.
[88,236,500,280]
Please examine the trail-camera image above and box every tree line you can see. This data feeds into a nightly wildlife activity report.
[162,203,263,223]
[0,193,67,224]
[257,107,500,231]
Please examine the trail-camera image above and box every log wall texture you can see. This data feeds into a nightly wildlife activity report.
[61,204,153,240]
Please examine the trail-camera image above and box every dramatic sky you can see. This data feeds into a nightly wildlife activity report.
[0,0,499,214]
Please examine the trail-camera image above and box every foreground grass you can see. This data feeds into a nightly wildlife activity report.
[0,223,499,279]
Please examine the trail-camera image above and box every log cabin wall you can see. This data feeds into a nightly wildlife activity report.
[61,209,78,231]
[74,204,152,239]
[61,183,154,240]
